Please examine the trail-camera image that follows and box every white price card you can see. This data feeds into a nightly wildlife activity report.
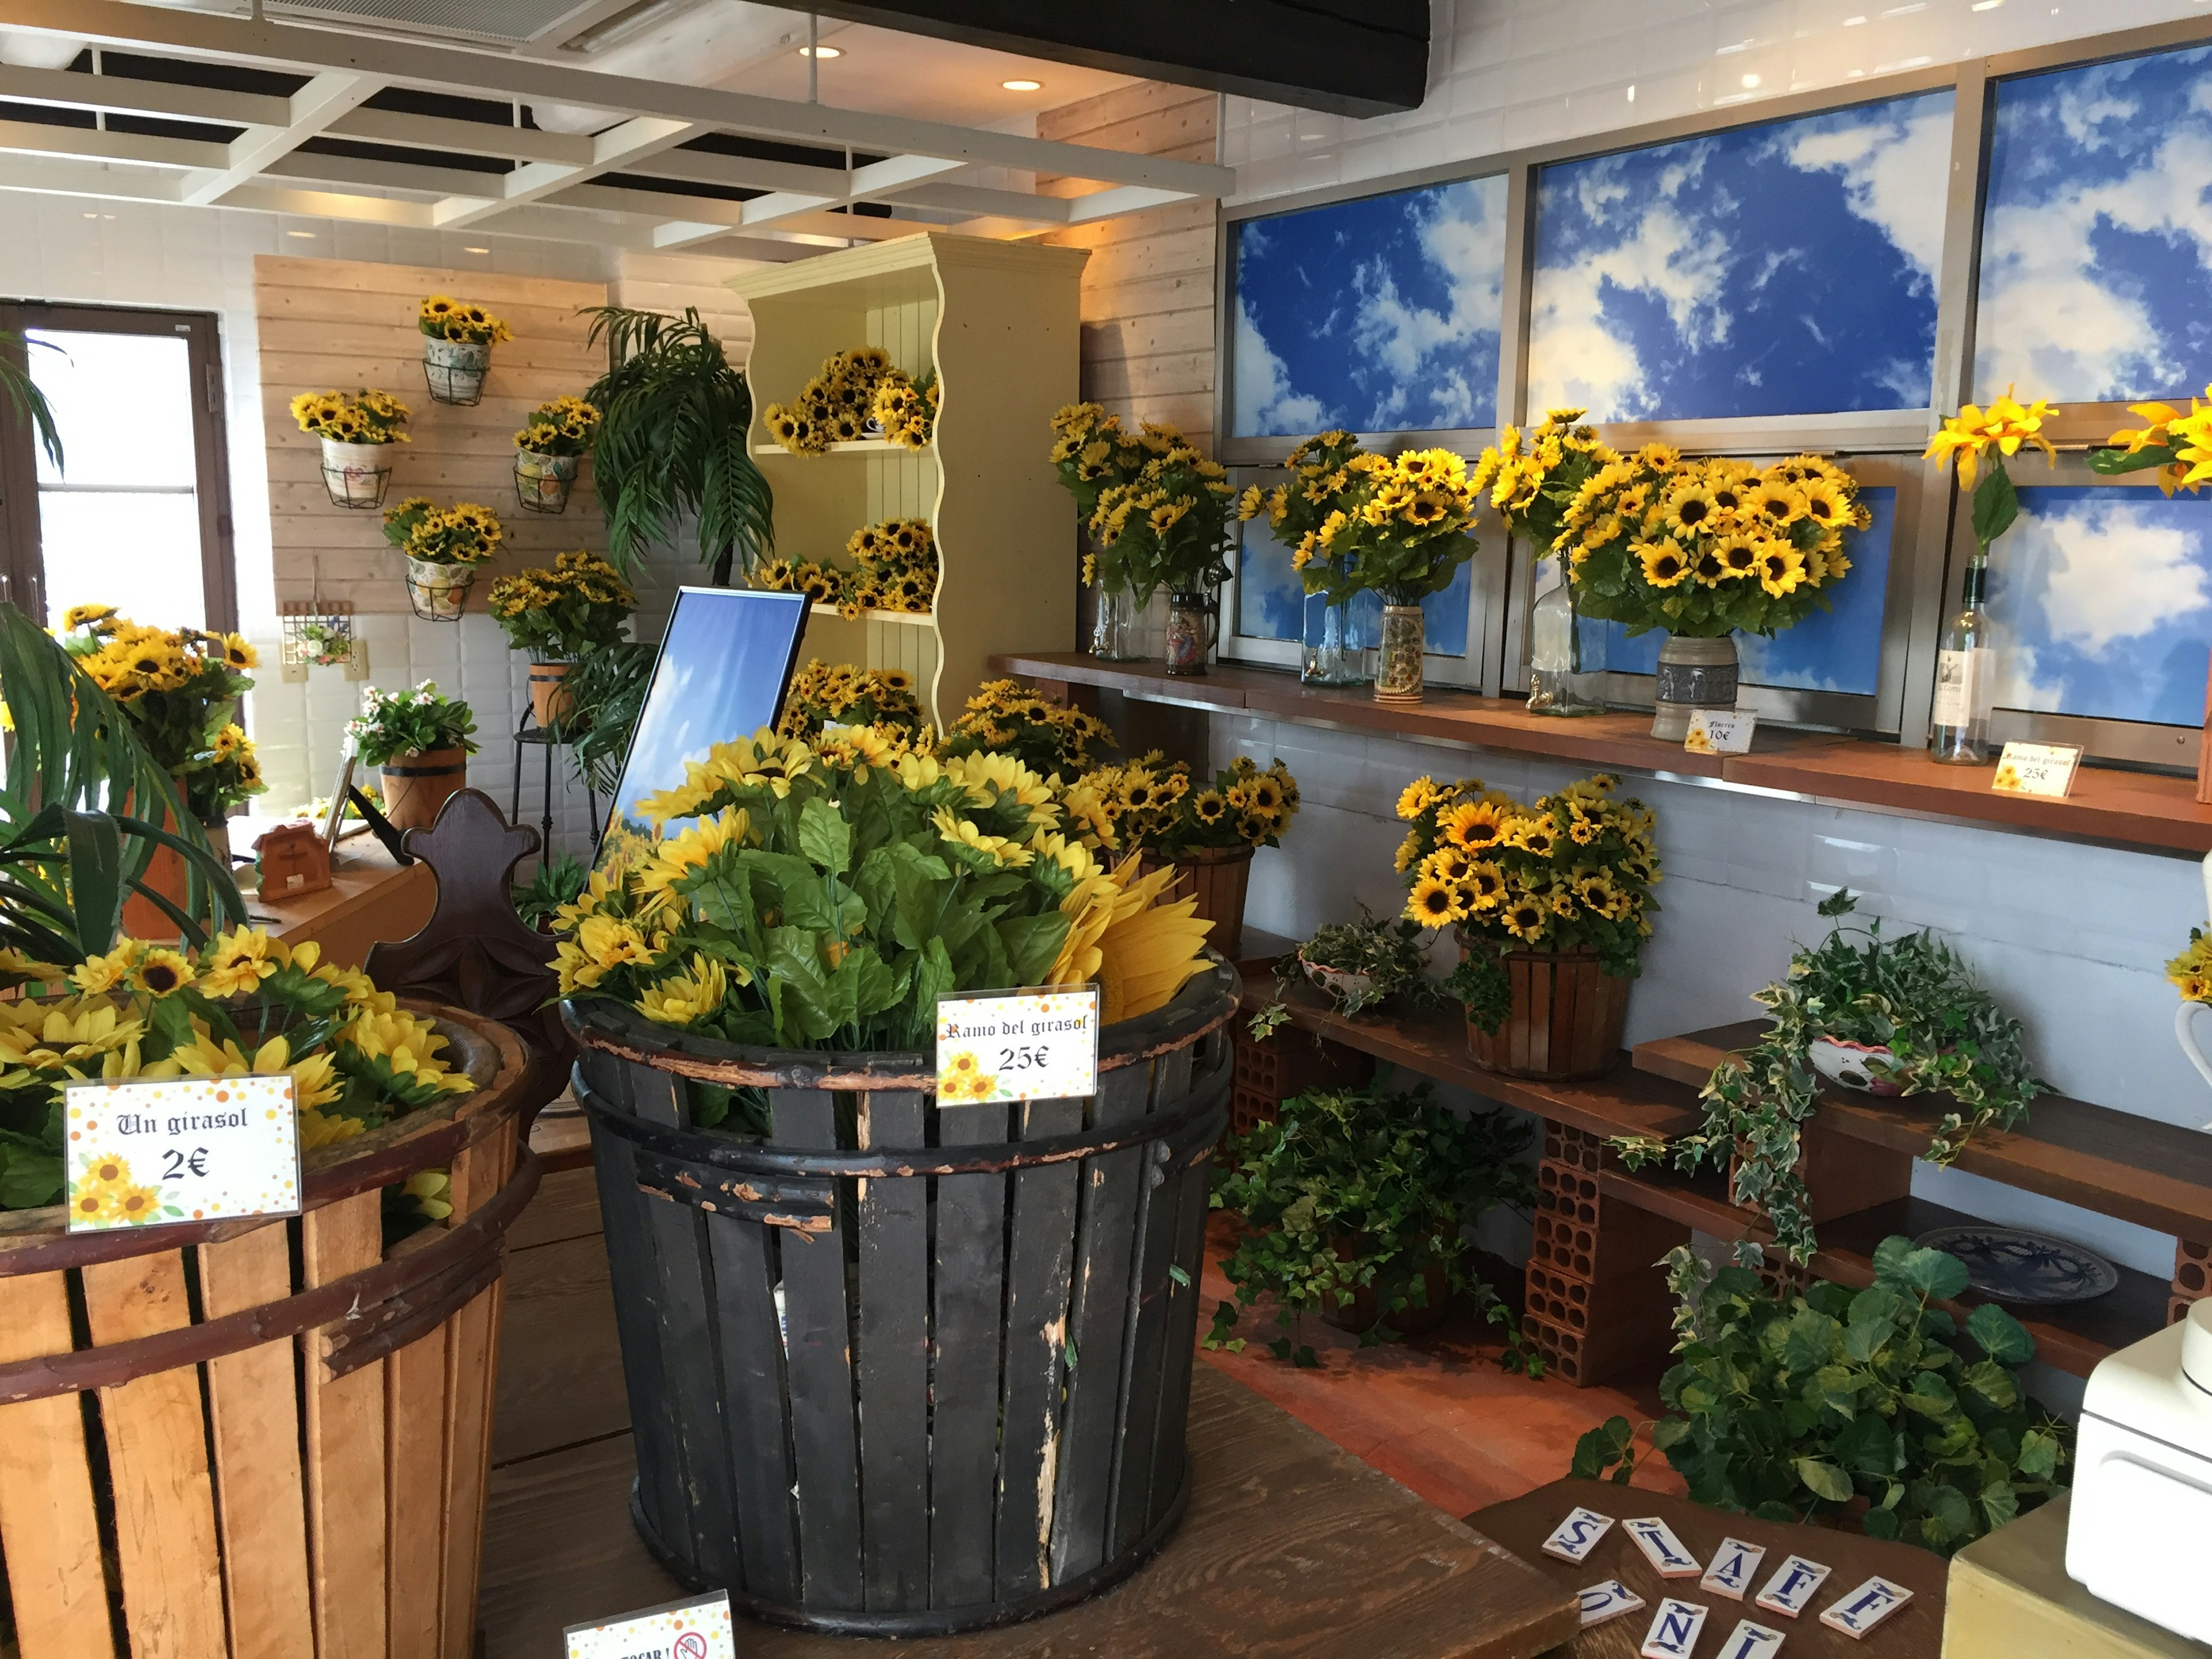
[65,1074,301,1232]
[1684,708,1758,755]
[564,1590,734,1659]
[935,985,1100,1105]
[1991,740,2083,799]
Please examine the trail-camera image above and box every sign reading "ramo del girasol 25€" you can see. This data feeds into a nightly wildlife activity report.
[934,986,1100,1105]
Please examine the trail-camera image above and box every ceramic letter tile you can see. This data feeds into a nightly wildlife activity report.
[1715,1618,1788,1658]
[1578,1580,1646,1628]
[1639,1597,1709,1659]
[1818,1575,1912,1639]
[1624,1516,1703,1578]
[1753,1556,1831,1619]
[1541,1506,1615,1563]
[1701,1537,1766,1600]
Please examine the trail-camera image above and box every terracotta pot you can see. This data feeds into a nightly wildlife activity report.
[528,661,574,729]
[1143,843,1254,959]
[1315,1233,1457,1335]
[120,816,229,940]
[380,748,467,833]
[1461,939,1631,1081]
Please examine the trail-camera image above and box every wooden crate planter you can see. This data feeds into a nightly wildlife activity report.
[1464,945,1631,1082]
[562,959,1240,1637]
[0,1004,534,1659]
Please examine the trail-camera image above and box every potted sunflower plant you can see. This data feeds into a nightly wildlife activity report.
[291,387,408,508]
[418,293,512,404]
[937,677,1115,781]
[1394,772,1660,1081]
[348,681,479,833]
[513,393,600,514]
[382,496,503,619]
[485,550,634,729]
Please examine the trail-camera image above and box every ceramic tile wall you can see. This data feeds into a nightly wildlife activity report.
[0,195,761,862]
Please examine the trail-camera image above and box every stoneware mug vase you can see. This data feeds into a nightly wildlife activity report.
[1651,631,1739,742]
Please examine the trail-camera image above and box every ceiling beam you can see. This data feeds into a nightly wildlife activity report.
[426,112,696,226]
[179,70,382,206]
[798,0,1430,119]
[0,0,1234,196]
[0,62,289,126]
[263,147,506,199]
[0,116,222,169]
[324,105,593,167]
[0,151,180,203]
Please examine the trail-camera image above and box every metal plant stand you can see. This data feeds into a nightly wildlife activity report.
[510,708,600,858]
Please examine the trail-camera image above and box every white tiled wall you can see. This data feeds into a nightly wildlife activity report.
[0,195,762,863]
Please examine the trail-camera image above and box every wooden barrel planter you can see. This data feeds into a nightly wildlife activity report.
[1140,846,1254,960]
[1461,941,1631,1082]
[0,1003,535,1659]
[381,747,469,832]
[562,956,1240,1637]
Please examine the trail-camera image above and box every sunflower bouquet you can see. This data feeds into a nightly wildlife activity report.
[418,295,512,346]
[1470,408,1616,554]
[1086,434,1237,605]
[1233,428,1368,596]
[59,607,266,819]
[1050,402,1153,535]
[775,660,929,747]
[486,550,633,661]
[556,734,1214,1088]
[0,927,475,1212]
[2168,929,2212,1005]
[1559,449,1866,637]
[756,516,937,618]
[290,388,410,445]
[761,346,936,455]
[1287,448,1482,608]
[514,395,601,459]
[1393,773,1659,1033]
[1068,752,1299,858]
[937,678,1115,781]
[2097,388,2212,495]
[382,497,505,567]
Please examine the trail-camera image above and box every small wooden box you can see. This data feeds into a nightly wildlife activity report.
[254,821,334,900]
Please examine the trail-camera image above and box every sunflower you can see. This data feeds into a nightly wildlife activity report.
[1406,877,1465,927]
[1396,777,1441,820]
[1713,533,1761,578]
[1440,800,1508,852]
[1394,832,1420,874]
[1800,478,1853,529]
[128,949,195,997]
[1501,897,1549,942]
[635,954,730,1027]
[1664,485,1718,535]
[1504,819,1558,859]
[1462,861,1507,909]
[1749,482,1805,528]
[1637,541,1690,588]
[1425,846,1474,884]
[1191,790,1229,824]
[1756,543,1808,598]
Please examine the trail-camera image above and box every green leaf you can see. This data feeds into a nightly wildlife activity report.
[1980,1479,2020,1532]
[2017,1427,2061,1479]
[1794,1457,1854,1503]
[1972,465,2019,550]
[1903,1370,1958,1415]
[1960,1358,2020,1410]
[997,911,1073,988]
[1893,1247,1971,1302]
[1870,1233,1916,1279]
[1570,1416,1636,1481]
[1918,1479,1973,1543]
[0,1138,62,1208]
[1831,1412,1901,1478]
[797,797,853,875]
[1168,1264,1191,1288]
[1782,1308,1840,1374]
[1966,1302,2035,1367]
[62,809,123,957]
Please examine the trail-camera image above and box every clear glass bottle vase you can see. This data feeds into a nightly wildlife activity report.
[1526,579,1608,716]
[1301,597,1369,687]
[1087,584,1146,662]
[1929,557,1993,764]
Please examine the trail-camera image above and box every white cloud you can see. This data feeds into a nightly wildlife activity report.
[1784,106,1951,290]
[2029,498,2209,654]
[1232,296,1334,437]
[1347,178,1505,429]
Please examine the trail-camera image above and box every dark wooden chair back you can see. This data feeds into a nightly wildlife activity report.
[365,787,573,1128]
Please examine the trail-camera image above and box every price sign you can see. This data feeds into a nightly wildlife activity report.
[64,1074,301,1232]
[1991,740,2083,799]
[935,986,1100,1105]
[564,1590,733,1659]
[1684,709,1758,755]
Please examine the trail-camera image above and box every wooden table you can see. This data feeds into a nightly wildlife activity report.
[1469,1478,1948,1658]
[245,831,434,968]
[482,1363,1577,1659]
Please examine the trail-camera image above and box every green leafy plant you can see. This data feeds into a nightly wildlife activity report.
[1206,1081,1536,1365]
[1274,906,1440,1019]
[579,305,774,585]
[1570,1239,2071,1555]
[562,640,654,794]
[0,329,62,470]
[1617,891,2042,1263]
[513,852,590,930]
[347,682,479,768]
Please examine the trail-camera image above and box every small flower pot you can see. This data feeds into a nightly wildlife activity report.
[1461,938,1631,1082]
[1143,844,1254,960]
[1651,631,1738,741]
[423,336,490,405]
[528,660,574,729]
[404,556,474,622]
[319,436,392,509]
[380,747,467,832]
[1299,953,1373,1007]
[1374,603,1426,704]
[1806,1037,1909,1095]
[513,449,578,514]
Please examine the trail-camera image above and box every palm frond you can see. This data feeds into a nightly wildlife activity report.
[0,331,63,473]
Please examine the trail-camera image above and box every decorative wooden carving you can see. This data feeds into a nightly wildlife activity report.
[253,821,334,899]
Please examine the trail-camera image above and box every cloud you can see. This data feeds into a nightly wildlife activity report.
[2014,495,2210,654]
[1783,101,1952,291]
[1347,179,1505,429]
[1232,296,1335,438]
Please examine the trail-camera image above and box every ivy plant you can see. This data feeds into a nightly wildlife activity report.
[1616,891,2044,1263]
[1251,906,1442,1038]
[1570,1238,2071,1556]
[1206,1081,1537,1368]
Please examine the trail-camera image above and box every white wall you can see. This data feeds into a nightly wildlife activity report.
[1209,0,2212,1304]
[0,192,758,860]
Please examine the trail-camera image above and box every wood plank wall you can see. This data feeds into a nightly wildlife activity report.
[255,256,611,612]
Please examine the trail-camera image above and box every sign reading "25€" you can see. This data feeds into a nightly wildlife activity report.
[934,986,1101,1105]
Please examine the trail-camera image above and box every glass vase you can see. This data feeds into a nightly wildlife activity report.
[1088,584,1146,662]
[1164,590,1214,676]
[1928,556,1993,764]
[1527,579,1608,716]
[1301,596,1369,687]
[1374,603,1425,704]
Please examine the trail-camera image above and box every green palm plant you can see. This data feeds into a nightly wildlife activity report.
[0,601,242,966]
[579,305,774,585]
[1,329,63,471]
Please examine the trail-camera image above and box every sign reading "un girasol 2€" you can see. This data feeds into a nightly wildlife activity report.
[934,986,1100,1105]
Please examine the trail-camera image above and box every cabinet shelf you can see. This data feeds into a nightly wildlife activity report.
[759,438,934,459]
[807,603,934,627]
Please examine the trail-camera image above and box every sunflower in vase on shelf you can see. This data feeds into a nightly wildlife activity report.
[1394,772,1659,1079]
[937,679,1115,781]
[1086,427,1237,675]
[775,661,931,756]
[59,607,266,823]
[756,516,937,618]
[1472,410,1618,714]
[1235,429,1370,686]
[762,346,936,455]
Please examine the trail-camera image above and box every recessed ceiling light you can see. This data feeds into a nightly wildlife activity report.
[1741,72,1761,88]
[798,43,839,57]
[287,229,316,238]
[464,245,490,253]
[1002,78,1041,91]
[1971,0,2002,9]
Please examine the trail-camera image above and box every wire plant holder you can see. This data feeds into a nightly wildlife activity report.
[404,559,476,623]
[513,450,579,514]
[319,439,393,509]
[422,337,490,406]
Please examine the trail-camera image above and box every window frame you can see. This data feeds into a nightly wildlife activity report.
[0,301,237,634]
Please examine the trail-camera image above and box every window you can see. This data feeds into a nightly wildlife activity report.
[1227,173,1508,442]
[1527,89,1953,421]
[0,304,234,631]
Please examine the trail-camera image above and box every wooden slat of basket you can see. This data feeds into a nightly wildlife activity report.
[438,1114,515,1659]
[305,1191,389,1659]
[386,1325,448,1658]
[0,1272,115,1659]
[200,1226,316,1659]
[81,1251,229,1658]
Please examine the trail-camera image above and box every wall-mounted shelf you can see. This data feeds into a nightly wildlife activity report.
[759,439,935,459]
[809,603,934,628]
[993,651,2212,858]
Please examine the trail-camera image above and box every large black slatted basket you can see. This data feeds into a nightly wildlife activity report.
[562,955,1238,1636]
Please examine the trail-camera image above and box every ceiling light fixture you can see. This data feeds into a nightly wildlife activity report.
[799,44,839,57]
[1741,71,1761,88]
[1002,78,1042,91]
[464,245,490,253]
[287,229,316,238]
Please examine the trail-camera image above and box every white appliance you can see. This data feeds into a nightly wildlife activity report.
[2067,1297,2212,1642]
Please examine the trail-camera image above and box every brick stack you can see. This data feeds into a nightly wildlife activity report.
[1226,1021,1372,1145]
[2173,1238,2211,1324]
[1522,1120,1691,1387]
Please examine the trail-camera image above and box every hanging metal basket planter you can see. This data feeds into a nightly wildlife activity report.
[404,556,475,622]
[513,449,579,514]
[422,337,490,406]
[320,437,394,509]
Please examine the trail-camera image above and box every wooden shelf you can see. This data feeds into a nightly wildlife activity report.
[760,439,934,458]
[806,602,933,627]
[1637,1022,2212,1243]
[994,652,2212,857]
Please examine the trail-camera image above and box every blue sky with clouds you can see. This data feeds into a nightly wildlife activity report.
[1525,91,1952,421]
[1988,486,2212,726]
[1230,176,1508,439]
[1235,510,1472,657]
[1978,44,2212,402]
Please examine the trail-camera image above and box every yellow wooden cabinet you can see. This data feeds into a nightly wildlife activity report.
[729,232,1089,728]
